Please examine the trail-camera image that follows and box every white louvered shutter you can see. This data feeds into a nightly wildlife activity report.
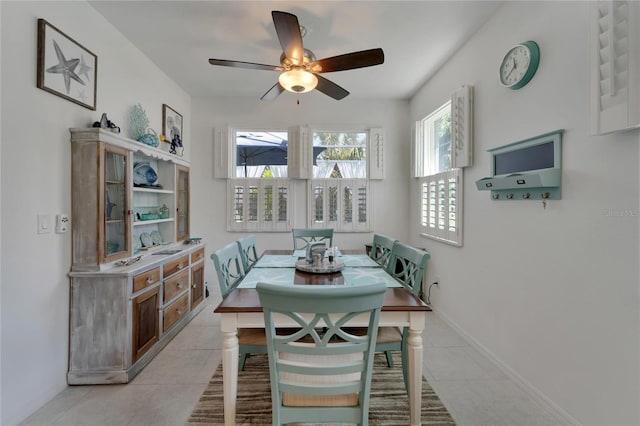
[591,0,640,134]
[368,127,384,180]
[451,85,474,168]
[227,179,290,232]
[419,169,462,246]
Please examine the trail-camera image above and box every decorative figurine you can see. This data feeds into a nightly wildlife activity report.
[170,133,183,156]
[92,113,120,133]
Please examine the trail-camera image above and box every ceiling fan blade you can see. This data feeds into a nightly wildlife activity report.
[208,58,280,71]
[260,82,285,101]
[315,75,349,100]
[272,11,304,65]
[308,48,385,73]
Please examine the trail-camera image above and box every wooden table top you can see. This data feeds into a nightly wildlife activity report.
[214,250,431,314]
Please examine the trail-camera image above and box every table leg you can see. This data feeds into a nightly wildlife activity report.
[406,314,425,426]
[222,328,239,425]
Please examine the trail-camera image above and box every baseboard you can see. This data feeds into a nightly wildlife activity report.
[6,380,68,426]
[431,307,581,426]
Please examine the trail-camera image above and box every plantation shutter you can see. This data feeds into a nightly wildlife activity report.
[451,85,474,168]
[227,179,290,232]
[288,125,311,179]
[308,179,369,232]
[213,125,234,178]
[419,169,462,246]
[590,0,640,134]
[368,127,384,180]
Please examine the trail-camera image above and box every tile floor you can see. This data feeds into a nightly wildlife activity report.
[20,296,562,426]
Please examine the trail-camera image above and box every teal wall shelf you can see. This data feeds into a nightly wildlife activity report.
[476,130,563,201]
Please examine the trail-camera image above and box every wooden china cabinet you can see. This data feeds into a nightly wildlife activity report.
[68,128,206,384]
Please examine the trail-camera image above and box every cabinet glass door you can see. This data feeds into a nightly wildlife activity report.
[176,166,189,241]
[103,146,130,260]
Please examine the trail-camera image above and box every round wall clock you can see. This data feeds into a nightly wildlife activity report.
[499,41,540,90]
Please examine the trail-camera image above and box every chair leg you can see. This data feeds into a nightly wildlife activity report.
[239,353,249,371]
[384,350,394,368]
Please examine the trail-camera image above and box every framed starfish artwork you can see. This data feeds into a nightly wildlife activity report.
[37,19,97,110]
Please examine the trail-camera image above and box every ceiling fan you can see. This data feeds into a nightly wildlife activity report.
[208,11,384,101]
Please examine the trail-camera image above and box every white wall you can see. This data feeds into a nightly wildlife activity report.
[410,2,639,425]
[189,95,410,298]
[0,2,190,424]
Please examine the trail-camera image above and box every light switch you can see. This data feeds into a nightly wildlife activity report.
[37,214,51,234]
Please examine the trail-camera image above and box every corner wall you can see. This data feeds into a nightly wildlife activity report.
[410,2,639,425]
[0,2,190,424]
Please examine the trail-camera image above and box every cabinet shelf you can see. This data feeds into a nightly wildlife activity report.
[133,218,174,226]
[133,187,174,195]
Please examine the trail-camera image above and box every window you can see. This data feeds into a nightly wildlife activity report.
[235,131,288,178]
[308,130,371,232]
[227,130,292,232]
[415,95,467,246]
[419,102,452,176]
[217,126,383,233]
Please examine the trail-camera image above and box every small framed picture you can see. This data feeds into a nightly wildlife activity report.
[37,19,97,110]
[162,104,183,155]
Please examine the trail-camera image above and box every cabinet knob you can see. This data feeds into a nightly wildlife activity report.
[177,262,185,270]
[146,276,154,284]
[177,282,184,289]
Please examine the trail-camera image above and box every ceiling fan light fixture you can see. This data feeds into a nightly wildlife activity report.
[278,68,318,93]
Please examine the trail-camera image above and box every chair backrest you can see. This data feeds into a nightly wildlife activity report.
[385,241,430,296]
[236,234,259,272]
[369,233,397,268]
[211,242,245,298]
[256,281,386,426]
[292,228,334,251]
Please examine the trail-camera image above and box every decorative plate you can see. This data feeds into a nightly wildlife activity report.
[140,232,152,247]
[150,230,163,245]
[133,161,158,186]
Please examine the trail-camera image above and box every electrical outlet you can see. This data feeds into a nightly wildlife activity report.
[56,214,70,233]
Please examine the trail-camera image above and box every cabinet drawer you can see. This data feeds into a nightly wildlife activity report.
[133,267,160,293]
[163,269,189,302]
[191,247,205,263]
[163,255,189,277]
[163,293,189,331]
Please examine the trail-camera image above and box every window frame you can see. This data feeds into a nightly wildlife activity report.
[415,98,465,246]
[307,127,375,232]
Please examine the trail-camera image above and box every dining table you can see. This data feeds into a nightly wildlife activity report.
[214,249,431,425]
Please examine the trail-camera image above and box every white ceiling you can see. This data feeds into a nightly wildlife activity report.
[89,1,503,100]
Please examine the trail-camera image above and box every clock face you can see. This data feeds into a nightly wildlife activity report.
[499,41,540,89]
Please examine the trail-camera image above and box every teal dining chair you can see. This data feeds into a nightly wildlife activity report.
[378,241,430,389]
[236,234,259,272]
[292,228,334,251]
[257,281,386,426]
[368,233,397,268]
[211,242,267,370]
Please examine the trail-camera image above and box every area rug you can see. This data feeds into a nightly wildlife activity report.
[186,353,455,425]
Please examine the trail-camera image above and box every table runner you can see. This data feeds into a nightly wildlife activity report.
[254,254,379,268]
[238,266,402,288]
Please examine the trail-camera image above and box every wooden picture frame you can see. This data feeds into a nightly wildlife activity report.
[162,104,183,155]
[37,19,97,110]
